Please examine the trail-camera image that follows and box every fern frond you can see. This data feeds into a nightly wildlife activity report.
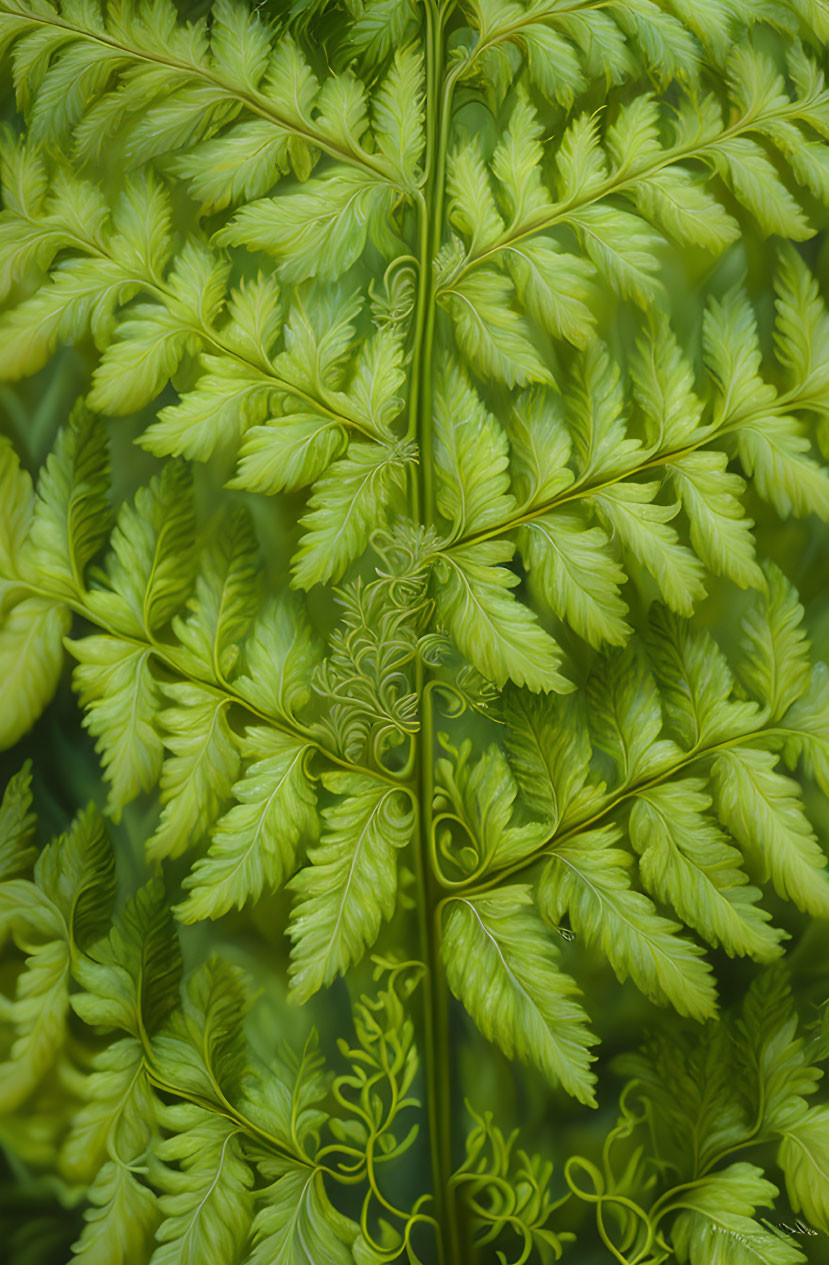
[0,0,413,182]
[671,1165,805,1265]
[0,594,71,749]
[247,1166,357,1264]
[0,761,36,880]
[288,773,414,1002]
[712,747,829,917]
[437,575,829,1034]
[0,800,114,1110]
[429,260,829,668]
[435,737,546,874]
[73,872,182,1036]
[433,541,572,693]
[440,45,829,318]
[539,825,718,1021]
[779,1107,829,1236]
[572,967,829,1261]
[175,730,317,923]
[0,805,427,1263]
[0,416,430,963]
[441,885,598,1104]
[0,153,411,563]
[291,439,415,589]
[629,780,785,961]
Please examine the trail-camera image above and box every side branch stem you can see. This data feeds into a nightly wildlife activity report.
[7,6,397,184]
[438,96,826,294]
[13,577,404,789]
[442,396,813,556]
[460,723,796,896]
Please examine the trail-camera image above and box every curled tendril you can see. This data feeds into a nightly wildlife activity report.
[564,1156,657,1265]
[370,528,501,731]
[369,257,419,331]
[432,812,479,882]
[313,552,433,765]
[358,1192,439,1265]
[422,672,500,724]
[329,970,421,1172]
[601,1080,656,1187]
[456,663,501,714]
[317,965,431,1263]
[417,632,453,668]
[370,522,442,581]
[450,1103,574,1264]
[429,681,469,719]
[370,953,426,997]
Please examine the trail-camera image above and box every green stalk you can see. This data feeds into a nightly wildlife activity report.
[419,61,461,530]
[411,4,464,1260]
[414,669,463,1265]
[411,674,465,1261]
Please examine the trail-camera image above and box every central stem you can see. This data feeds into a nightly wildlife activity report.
[411,3,463,1261]
[415,675,461,1265]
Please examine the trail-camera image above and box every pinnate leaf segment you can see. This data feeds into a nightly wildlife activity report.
[2,0,829,1261]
